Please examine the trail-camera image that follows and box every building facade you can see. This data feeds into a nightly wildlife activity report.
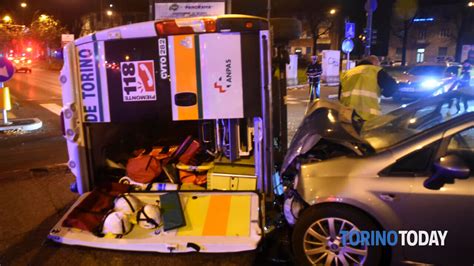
[289,20,342,61]
[387,3,460,65]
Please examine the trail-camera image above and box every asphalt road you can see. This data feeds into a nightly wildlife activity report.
[0,67,67,173]
[0,69,404,265]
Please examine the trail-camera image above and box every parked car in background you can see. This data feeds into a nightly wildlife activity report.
[12,57,32,73]
[381,60,402,67]
[392,63,460,102]
[282,89,474,265]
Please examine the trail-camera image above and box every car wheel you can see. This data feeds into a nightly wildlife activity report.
[292,204,387,266]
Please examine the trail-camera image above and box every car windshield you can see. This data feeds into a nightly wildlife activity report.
[361,90,474,150]
[408,65,445,76]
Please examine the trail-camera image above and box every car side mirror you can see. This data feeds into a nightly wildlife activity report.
[424,154,470,190]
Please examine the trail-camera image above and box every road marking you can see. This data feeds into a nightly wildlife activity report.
[40,103,62,116]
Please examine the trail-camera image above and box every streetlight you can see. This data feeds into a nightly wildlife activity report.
[2,15,12,24]
[469,1,474,7]
[109,4,114,8]
[20,2,27,8]
[106,10,113,17]
[329,9,337,15]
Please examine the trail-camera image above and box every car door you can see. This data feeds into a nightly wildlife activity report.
[398,125,474,265]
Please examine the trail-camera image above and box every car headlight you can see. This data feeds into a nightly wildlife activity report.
[421,79,441,89]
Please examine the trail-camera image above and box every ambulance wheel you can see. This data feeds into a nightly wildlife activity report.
[270,18,302,43]
[291,204,388,266]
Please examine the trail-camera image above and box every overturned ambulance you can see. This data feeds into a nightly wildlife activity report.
[50,15,275,253]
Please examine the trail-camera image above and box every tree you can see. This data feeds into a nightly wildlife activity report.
[454,2,474,62]
[0,24,28,52]
[30,14,66,55]
[392,0,418,66]
[272,0,341,55]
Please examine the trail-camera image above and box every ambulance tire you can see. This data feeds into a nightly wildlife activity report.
[291,204,390,266]
[270,18,302,43]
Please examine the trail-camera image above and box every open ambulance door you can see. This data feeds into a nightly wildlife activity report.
[50,15,273,253]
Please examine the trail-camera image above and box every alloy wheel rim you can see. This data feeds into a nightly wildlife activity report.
[303,217,368,265]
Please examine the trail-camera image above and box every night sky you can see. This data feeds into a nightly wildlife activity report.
[0,0,467,31]
[0,0,148,31]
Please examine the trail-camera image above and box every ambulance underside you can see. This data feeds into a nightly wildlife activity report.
[51,16,272,253]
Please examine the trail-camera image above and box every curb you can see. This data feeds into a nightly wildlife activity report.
[0,118,43,131]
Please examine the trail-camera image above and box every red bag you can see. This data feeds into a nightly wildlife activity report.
[171,136,202,164]
[62,183,130,232]
[179,140,201,164]
[126,155,162,183]
[150,146,177,162]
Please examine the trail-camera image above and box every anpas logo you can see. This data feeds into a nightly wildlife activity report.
[213,77,226,93]
[213,59,233,93]
[120,60,157,102]
[341,230,448,247]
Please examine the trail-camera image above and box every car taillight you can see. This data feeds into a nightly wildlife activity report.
[155,17,216,35]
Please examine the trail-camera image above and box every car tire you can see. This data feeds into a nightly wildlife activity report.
[292,204,388,266]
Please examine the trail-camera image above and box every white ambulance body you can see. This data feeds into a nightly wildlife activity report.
[50,15,274,253]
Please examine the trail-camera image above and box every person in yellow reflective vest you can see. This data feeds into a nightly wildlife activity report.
[339,56,398,121]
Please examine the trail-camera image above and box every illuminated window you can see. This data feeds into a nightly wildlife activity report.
[417,48,425,63]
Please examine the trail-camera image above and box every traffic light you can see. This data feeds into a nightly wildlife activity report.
[361,28,378,45]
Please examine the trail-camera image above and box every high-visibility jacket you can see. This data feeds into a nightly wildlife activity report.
[340,64,382,121]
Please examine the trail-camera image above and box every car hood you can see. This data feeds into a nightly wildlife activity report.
[395,73,431,84]
[281,100,372,174]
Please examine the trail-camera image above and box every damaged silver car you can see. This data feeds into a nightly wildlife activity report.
[281,89,474,265]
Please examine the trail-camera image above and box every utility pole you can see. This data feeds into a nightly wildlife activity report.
[364,0,377,56]
[267,0,271,22]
